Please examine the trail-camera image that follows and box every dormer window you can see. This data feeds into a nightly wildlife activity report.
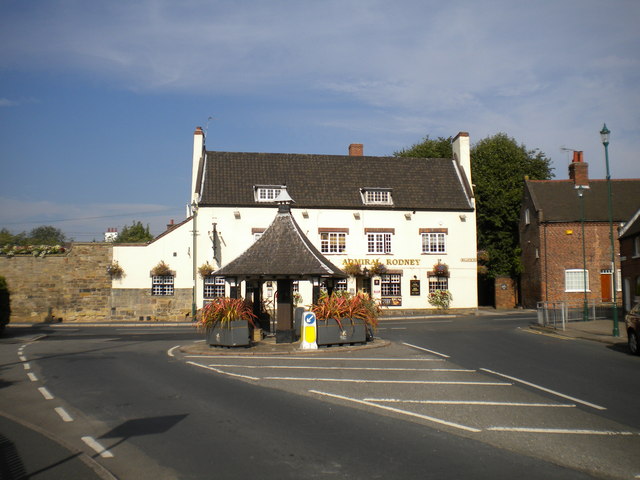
[254,185,287,203]
[361,188,393,205]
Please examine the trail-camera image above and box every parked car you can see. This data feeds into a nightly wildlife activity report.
[626,303,640,355]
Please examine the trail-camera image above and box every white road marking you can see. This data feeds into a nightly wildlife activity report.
[23,363,31,370]
[263,376,510,385]
[187,361,259,380]
[480,368,606,411]
[167,345,180,357]
[81,436,114,458]
[187,355,445,362]
[363,398,575,408]
[38,387,54,400]
[207,364,474,373]
[487,426,637,436]
[55,407,73,422]
[27,372,38,382]
[18,355,27,362]
[310,390,481,433]
[402,343,450,358]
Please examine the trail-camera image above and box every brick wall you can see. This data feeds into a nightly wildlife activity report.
[521,221,621,308]
[0,243,192,323]
[495,276,517,309]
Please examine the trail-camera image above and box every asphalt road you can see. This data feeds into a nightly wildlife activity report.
[1,315,638,479]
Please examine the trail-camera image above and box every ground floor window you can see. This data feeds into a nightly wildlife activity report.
[381,274,401,296]
[204,276,225,298]
[428,276,449,293]
[334,278,348,291]
[565,269,589,292]
[152,275,174,296]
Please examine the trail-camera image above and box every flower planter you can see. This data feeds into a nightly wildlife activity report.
[206,320,250,347]
[316,318,367,346]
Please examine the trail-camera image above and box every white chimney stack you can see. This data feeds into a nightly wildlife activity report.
[191,126,205,203]
[452,132,471,185]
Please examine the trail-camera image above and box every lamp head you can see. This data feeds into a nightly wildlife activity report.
[600,123,610,146]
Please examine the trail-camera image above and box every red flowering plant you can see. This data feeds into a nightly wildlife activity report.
[195,297,257,331]
[311,291,381,331]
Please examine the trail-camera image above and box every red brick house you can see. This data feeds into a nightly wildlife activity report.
[519,151,640,309]
[619,208,640,312]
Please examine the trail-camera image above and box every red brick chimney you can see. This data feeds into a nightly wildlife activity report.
[568,151,589,187]
[349,144,363,156]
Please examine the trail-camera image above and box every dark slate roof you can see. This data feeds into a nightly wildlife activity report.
[620,208,640,240]
[526,179,640,223]
[199,151,473,211]
[214,207,347,279]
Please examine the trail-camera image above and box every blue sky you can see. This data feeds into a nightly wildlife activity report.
[1,0,639,240]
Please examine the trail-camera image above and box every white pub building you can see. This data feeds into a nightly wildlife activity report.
[112,128,478,320]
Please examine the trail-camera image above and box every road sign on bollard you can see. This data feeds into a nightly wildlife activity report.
[300,311,318,350]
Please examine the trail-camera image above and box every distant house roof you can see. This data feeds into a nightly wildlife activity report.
[620,207,640,240]
[214,207,347,280]
[198,151,473,211]
[525,179,640,223]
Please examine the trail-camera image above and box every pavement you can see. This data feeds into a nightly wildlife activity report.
[529,318,629,346]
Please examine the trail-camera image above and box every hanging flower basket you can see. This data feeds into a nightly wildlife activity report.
[369,260,387,276]
[106,261,124,279]
[343,263,362,277]
[198,262,215,278]
[432,262,449,277]
[151,260,173,277]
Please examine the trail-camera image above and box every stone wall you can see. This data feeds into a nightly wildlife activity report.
[0,243,193,323]
[0,243,113,322]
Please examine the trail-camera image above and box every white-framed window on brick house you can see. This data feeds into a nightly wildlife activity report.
[428,276,449,293]
[565,269,589,292]
[361,188,393,206]
[421,229,447,254]
[366,228,393,254]
[381,274,401,296]
[319,228,348,254]
[152,275,174,296]
[204,276,225,299]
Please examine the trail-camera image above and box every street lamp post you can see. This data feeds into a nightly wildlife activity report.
[600,123,619,337]
[576,185,588,321]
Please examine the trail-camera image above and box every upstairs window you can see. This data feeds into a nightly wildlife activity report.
[367,232,392,254]
[319,229,348,254]
[361,188,393,206]
[422,232,446,254]
[254,185,287,202]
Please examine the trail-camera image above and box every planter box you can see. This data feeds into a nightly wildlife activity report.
[316,318,367,346]
[206,320,250,347]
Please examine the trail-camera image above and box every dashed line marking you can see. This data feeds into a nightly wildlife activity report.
[310,390,481,433]
[23,363,31,370]
[55,407,73,422]
[185,355,445,362]
[402,343,450,358]
[480,368,606,411]
[27,372,38,382]
[18,355,27,362]
[81,436,114,458]
[38,387,54,400]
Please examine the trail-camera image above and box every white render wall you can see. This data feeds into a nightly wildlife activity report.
[194,204,478,310]
[112,219,195,290]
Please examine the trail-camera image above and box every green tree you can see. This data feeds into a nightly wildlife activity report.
[0,228,16,247]
[394,135,453,158]
[471,133,553,278]
[115,221,153,243]
[28,225,67,245]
